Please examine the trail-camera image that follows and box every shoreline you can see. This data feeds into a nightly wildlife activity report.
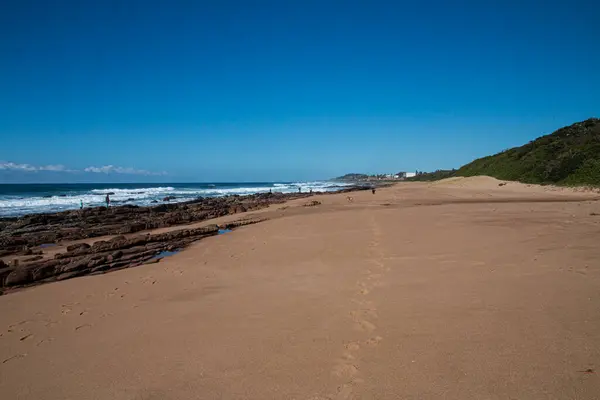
[0,185,375,293]
[0,181,367,218]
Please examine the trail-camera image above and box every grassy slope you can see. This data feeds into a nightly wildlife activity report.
[455,118,600,185]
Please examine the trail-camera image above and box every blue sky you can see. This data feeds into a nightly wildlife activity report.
[1,0,598,183]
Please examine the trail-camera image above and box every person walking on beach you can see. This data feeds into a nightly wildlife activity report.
[105,194,110,208]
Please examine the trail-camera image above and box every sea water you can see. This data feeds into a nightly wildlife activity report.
[0,181,350,217]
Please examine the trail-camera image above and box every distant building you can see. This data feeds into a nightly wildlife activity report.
[395,171,416,180]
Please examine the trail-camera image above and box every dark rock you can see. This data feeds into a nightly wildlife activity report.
[229,205,247,214]
[163,196,177,202]
[56,271,87,281]
[152,204,169,213]
[66,243,91,252]
[5,268,33,286]
[0,265,12,287]
[31,262,60,281]
[59,256,93,274]
[108,250,123,262]
[23,255,44,262]
[92,240,111,253]
[118,223,145,234]
[304,200,321,207]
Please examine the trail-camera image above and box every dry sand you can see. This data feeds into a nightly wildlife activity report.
[1,177,600,399]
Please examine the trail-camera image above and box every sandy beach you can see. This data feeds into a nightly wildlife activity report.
[1,177,599,399]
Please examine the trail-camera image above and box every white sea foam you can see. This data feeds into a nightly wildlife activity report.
[90,187,176,194]
[0,181,351,217]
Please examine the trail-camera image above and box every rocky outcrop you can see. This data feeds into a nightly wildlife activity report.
[0,187,367,293]
[0,192,321,256]
[0,223,234,291]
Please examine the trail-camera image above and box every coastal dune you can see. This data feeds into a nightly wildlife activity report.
[1,178,600,399]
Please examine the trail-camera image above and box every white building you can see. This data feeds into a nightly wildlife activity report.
[395,171,417,179]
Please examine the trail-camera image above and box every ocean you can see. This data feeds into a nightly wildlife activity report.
[0,182,350,218]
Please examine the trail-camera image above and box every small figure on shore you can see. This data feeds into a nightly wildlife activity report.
[310,189,313,194]
[105,194,110,208]
[80,200,84,210]
[269,188,272,194]
[298,187,301,193]
[372,188,376,195]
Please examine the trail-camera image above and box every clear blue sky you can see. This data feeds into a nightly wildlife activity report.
[1,0,598,183]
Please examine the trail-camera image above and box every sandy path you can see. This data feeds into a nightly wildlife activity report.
[1,179,600,399]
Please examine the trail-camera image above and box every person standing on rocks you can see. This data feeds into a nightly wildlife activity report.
[105,194,110,208]
[80,200,84,210]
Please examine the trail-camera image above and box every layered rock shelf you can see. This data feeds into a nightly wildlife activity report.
[0,188,364,293]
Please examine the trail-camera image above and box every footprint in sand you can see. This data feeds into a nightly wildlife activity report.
[352,298,374,307]
[350,309,378,320]
[354,319,376,333]
[365,336,383,347]
[344,341,361,351]
[332,363,358,378]
[44,320,59,328]
[335,383,354,399]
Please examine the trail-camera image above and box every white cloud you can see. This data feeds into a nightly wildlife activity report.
[0,162,39,171]
[39,164,69,172]
[84,165,167,176]
[0,161,166,176]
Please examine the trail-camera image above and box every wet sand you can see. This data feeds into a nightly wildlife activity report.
[1,177,600,399]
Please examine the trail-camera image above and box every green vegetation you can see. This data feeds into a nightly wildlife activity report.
[338,118,600,186]
[335,173,370,181]
[456,118,600,185]
[407,169,457,181]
